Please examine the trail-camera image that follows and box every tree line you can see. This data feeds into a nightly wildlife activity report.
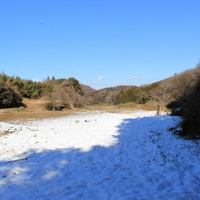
[84,63,200,139]
[1,63,200,139]
[0,73,84,109]
[169,64,200,139]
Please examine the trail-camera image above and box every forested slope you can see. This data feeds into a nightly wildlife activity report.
[1,62,200,140]
[0,74,84,110]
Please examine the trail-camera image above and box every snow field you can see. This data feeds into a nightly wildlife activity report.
[0,111,199,200]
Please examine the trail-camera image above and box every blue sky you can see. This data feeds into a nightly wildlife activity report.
[0,0,200,89]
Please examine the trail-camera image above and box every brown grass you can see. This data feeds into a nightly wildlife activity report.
[0,130,15,136]
[0,98,162,122]
[0,98,75,122]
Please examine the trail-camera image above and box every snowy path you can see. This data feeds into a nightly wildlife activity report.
[0,111,199,200]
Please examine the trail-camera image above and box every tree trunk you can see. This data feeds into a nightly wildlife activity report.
[157,104,161,115]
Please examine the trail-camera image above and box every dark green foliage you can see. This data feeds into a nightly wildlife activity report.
[115,84,158,105]
[0,73,9,82]
[0,82,22,108]
[0,73,84,110]
[68,78,84,95]
[56,78,67,85]
[45,103,54,111]
[116,90,131,104]
[116,87,138,104]
[0,73,53,99]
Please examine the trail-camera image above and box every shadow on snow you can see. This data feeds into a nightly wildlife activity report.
[0,115,199,200]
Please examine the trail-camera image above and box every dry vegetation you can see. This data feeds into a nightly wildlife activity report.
[1,64,200,139]
[0,98,75,121]
[0,98,142,121]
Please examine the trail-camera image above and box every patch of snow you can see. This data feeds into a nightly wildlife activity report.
[0,111,199,200]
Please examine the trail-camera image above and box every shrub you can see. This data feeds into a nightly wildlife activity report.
[0,82,22,108]
[45,79,84,111]
[45,103,54,111]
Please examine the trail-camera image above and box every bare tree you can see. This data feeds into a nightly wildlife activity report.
[151,80,173,115]
[47,80,84,110]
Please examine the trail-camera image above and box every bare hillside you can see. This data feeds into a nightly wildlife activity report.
[80,84,96,95]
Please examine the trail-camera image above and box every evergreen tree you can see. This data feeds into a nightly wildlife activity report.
[0,82,22,108]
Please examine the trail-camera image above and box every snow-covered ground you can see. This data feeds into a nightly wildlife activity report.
[0,111,199,200]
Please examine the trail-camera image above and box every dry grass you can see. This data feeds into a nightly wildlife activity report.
[0,99,164,122]
[0,130,15,136]
[115,101,159,111]
[0,98,75,122]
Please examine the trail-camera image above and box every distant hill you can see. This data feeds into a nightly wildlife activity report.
[82,63,200,107]
[84,85,131,105]
[80,84,96,95]
[1,63,200,119]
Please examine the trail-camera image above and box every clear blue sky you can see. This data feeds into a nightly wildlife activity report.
[0,0,200,89]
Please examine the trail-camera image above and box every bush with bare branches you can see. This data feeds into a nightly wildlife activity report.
[46,79,84,110]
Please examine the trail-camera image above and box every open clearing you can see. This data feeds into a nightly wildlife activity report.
[0,110,199,200]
